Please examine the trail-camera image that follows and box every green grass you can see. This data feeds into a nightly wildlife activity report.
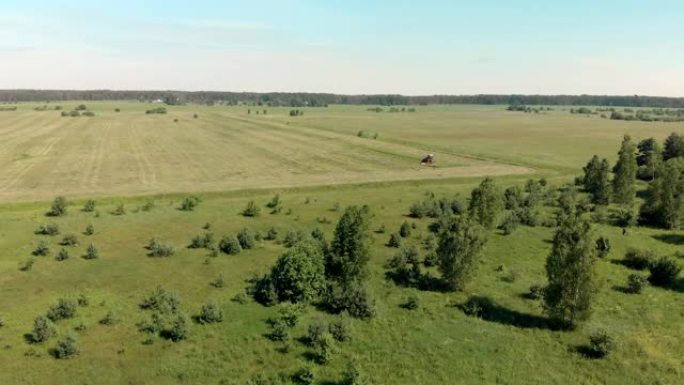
[0,103,683,384]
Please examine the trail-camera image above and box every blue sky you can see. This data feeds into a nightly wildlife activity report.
[0,0,682,95]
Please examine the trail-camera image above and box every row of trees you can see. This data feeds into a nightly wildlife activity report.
[4,90,684,108]
[582,132,684,229]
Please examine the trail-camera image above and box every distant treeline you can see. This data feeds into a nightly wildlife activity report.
[1,90,684,108]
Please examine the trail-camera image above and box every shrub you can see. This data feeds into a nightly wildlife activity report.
[292,366,315,385]
[268,318,290,341]
[387,232,402,248]
[595,237,611,258]
[32,316,55,343]
[322,282,376,319]
[399,221,412,238]
[60,234,79,246]
[52,334,79,359]
[197,301,223,324]
[624,248,655,270]
[77,294,89,307]
[99,311,117,325]
[283,230,306,248]
[111,203,126,215]
[525,284,545,300]
[139,287,181,314]
[84,243,99,259]
[33,241,50,256]
[55,248,70,261]
[626,274,648,293]
[141,200,155,212]
[219,235,242,255]
[47,298,77,321]
[313,332,338,364]
[209,275,225,288]
[341,359,365,385]
[0,315,5,328]
[167,314,189,341]
[84,223,95,235]
[306,320,327,347]
[265,227,279,241]
[250,275,278,306]
[588,329,615,358]
[20,258,35,271]
[147,238,175,257]
[237,228,256,249]
[82,111,95,117]
[242,201,261,217]
[179,196,200,211]
[47,196,68,216]
[189,232,215,249]
[648,257,681,287]
[75,104,87,111]
[329,315,351,342]
[36,223,60,236]
[499,213,519,235]
[401,295,420,310]
[423,252,438,267]
[266,194,282,209]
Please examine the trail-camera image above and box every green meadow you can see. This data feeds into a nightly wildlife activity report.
[0,103,682,384]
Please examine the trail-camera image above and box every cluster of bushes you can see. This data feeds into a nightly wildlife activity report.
[251,206,376,319]
[137,287,189,341]
[506,105,552,113]
[356,130,378,139]
[289,109,304,116]
[145,107,167,114]
[611,109,684,123]
[146,238,175,257]
[622,248,681,288]
[0,106,17,111]
[179,196,201,211]
[408,192,463,219]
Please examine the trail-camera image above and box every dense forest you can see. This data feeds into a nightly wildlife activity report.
[1,90,684,108]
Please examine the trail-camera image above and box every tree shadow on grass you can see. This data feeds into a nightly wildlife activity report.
[652,234,684,245]
[571,345,604,359]
[457,295,559,330]
[611,285,635,294]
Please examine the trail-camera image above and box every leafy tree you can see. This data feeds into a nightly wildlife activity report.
[612,135,638,205]
[543,200,597,328]
[663,132,684,160]
[436,215,487,291]
[641,158,684,229]
[47,196,68,217]
[468,177,503,229]
[270,241,326,303]
[326,206,372,284]
[582,155,611,204]
[503,185,524,210]
[637,138,663,181]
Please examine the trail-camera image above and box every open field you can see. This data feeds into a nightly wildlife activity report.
[0,104,683,384]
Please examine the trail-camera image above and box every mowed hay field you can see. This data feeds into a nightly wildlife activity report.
[0,103,532,202]
[0,103,683,385]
